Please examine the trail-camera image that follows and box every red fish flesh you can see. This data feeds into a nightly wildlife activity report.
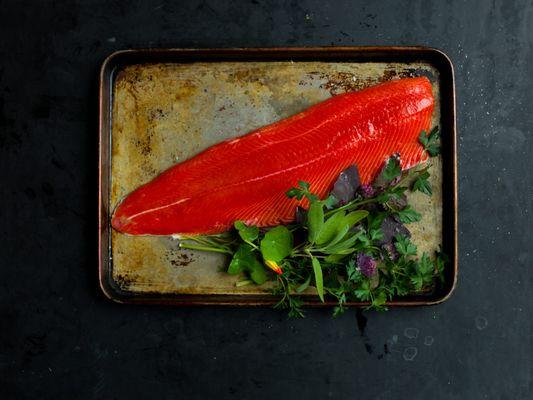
[112,77,434,235]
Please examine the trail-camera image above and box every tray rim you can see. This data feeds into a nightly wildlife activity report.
[98,46,458,307]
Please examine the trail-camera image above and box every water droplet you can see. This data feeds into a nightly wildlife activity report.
[475,316,488,330]
[404,327,419,339]
[403,347,418,361]
[424,336,434,346]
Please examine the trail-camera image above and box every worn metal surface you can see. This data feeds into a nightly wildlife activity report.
[99,48,456,305]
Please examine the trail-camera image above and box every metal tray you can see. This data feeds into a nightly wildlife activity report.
[99,47,457,306]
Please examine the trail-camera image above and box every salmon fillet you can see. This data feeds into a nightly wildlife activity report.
[112,77,434,235]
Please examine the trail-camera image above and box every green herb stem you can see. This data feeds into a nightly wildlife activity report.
[324,198,377,217]
[245,241,259,250]
[395,163,430,189]
[180,235,222,247]
[179,243,232,254]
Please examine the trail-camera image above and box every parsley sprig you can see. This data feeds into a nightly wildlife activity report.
[419,127,441,157]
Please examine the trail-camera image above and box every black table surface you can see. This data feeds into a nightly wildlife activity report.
[1,1,532,399]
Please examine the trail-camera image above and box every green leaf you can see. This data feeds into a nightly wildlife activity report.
[418,130,429,147]
[367,211,387,231]
[287,297,305,318]
[323,194,339,209]
[316,211,345,245]
[323,231,362,254]
[295,275,312,293]
[332,305,345,317]
[234,221,259,242]
[372,291,387,307]
[228,245,268,284]
[394,234,418,257]
[393,282,410,296]
[354,289,371,301]
[374,155,402,187]
[418,252,434,275]
[286,181,319,202]
[343,210,369,229]
[356,234,371,249]
[333,291,347,317]
[325,253,349,264]
[334,248,358,255]
[426,144,441,157]
[411,275,425,291]
[260,226,293,263]
[320,210,368,251]
[353,280,372,301]
[429,127,439,139]
[249,263,268,285]
[311,257,324,302]
[306,193,319,202]
[412,170,432,196]
[435,249,448,283]
[410,253,434,291]
[307,201,324,244]
[396,206,422,224]
[427,127,441,156]
[285,187,303,200]
[384,156,402,181]
[298,181,310,190]
[227,247,247,275]
[228,245,259,275]
[346,258,362,282]
[369,228,384,242]
[369,272,380,289]
[325,224,351,249]
[419,127,441,157]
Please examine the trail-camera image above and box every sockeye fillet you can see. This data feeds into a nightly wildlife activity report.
[112,77,434,235]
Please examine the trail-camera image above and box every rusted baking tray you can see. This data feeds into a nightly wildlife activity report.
[98,47,457,306]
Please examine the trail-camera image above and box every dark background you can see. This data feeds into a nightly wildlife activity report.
[1,0,532,399]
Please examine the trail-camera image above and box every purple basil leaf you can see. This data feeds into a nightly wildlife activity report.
[375,216,411,246]
[331,165,360,204]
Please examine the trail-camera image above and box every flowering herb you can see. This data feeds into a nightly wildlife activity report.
[356,253,377,277]
[178,129,447,317]
[359,184,375,199]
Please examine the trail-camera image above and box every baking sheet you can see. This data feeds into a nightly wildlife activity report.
[99,48,457,305]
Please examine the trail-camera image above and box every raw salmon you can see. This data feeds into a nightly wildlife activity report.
[112,77,434,235]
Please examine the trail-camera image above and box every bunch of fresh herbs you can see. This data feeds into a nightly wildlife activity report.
[178,127,447,317]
